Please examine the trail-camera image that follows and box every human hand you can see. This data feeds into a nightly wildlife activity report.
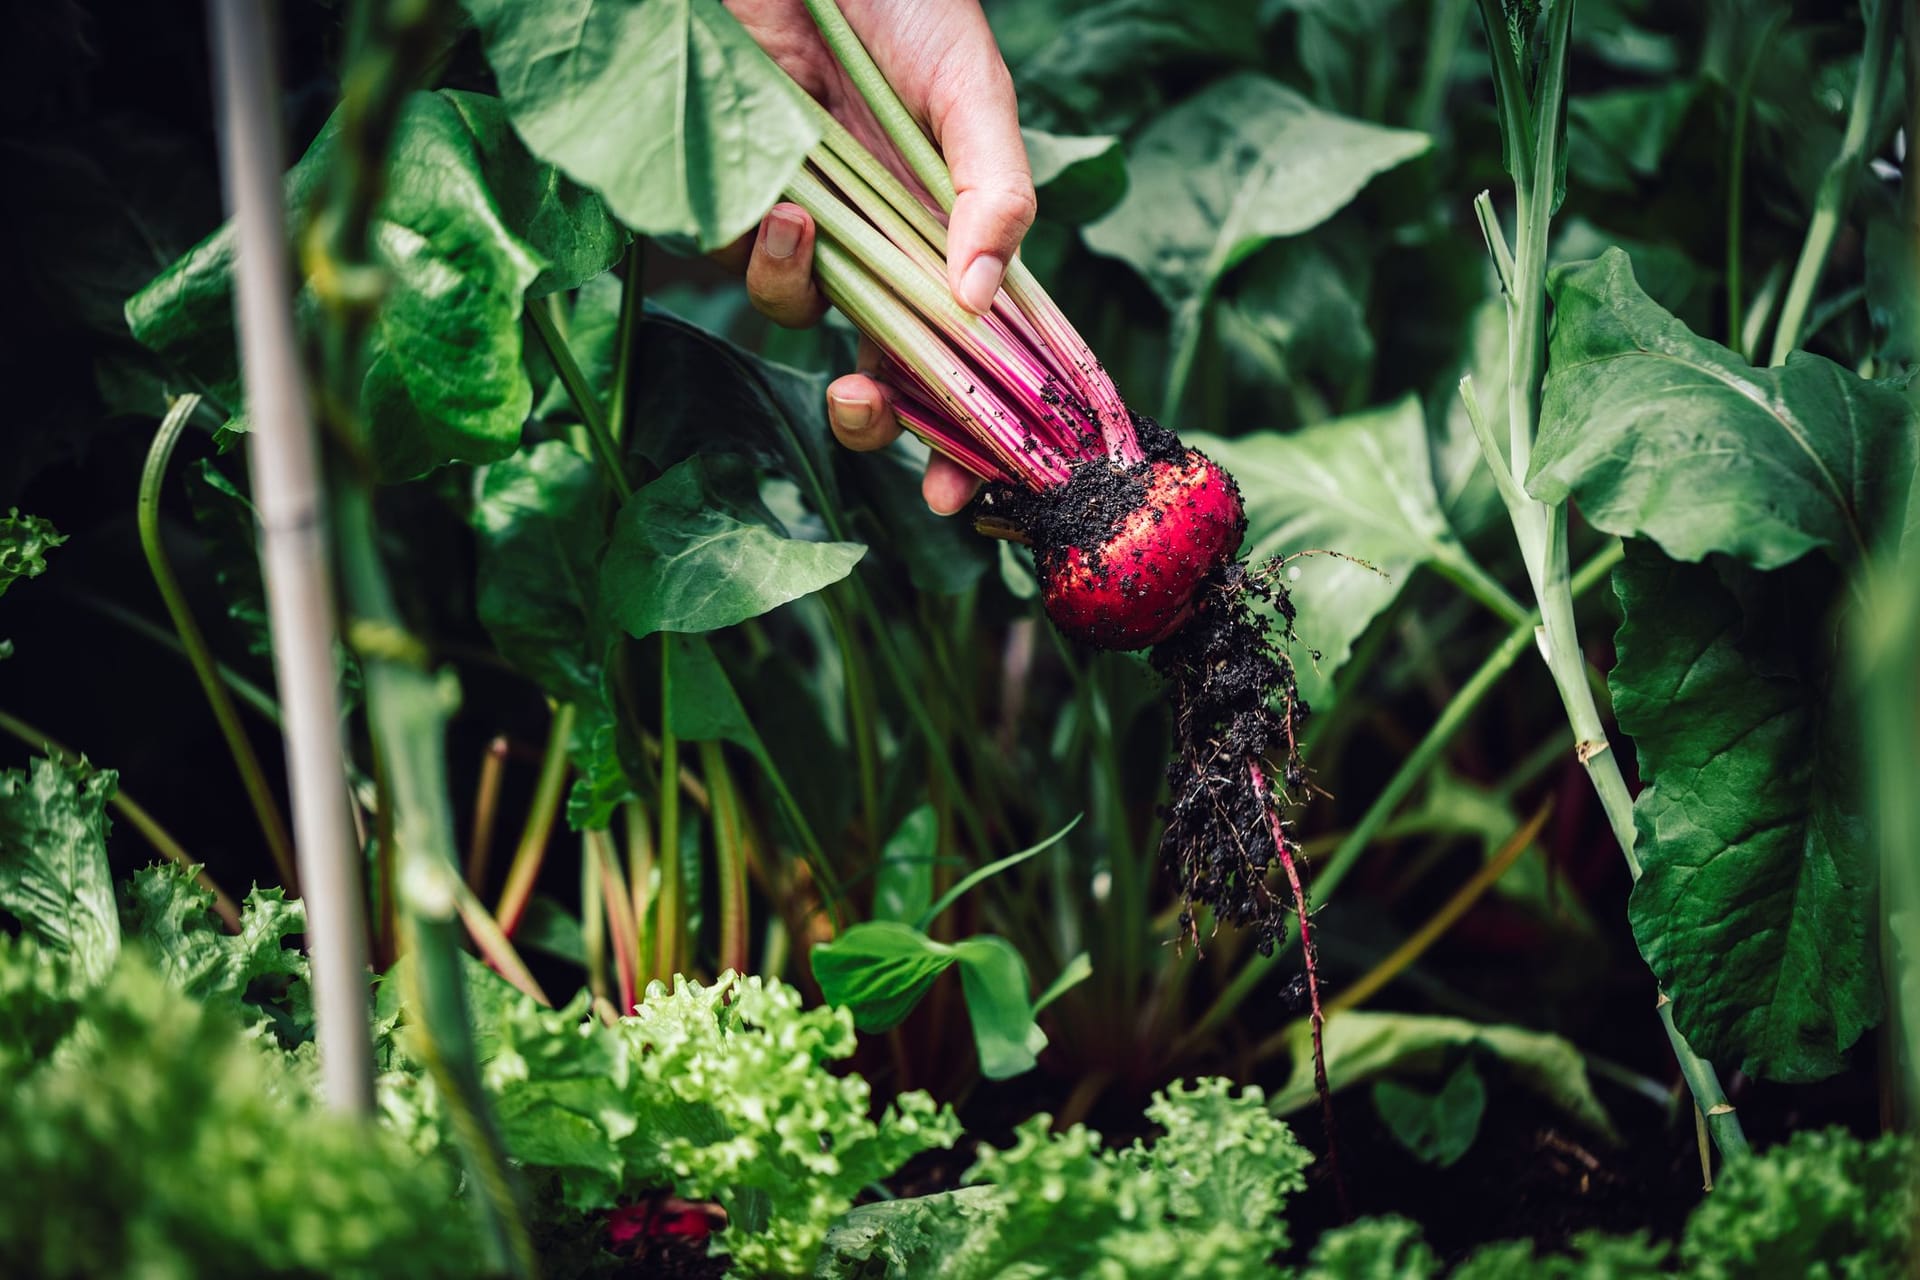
[722,0,1034,515]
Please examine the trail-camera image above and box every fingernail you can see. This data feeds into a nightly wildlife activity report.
[958,254,1005,313]
[829,392,872,433]
[764,209,803,260]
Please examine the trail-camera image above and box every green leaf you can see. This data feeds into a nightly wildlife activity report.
[1013,0,1261,135]
[1083,73,1428,350]
[0,509,66,599]
[473,440,608,705]
[1271,1010,1616,1142]
[1680,1127,1916,1276]
[1192,396,1464,711]
[1530,249,1918,569]
[1566,81,1698,192]
[0,945,480,1278]
[1213,242,1375,412]
[121,864,306,1024]
[874,804,937,924]
[951,935,1048,1079]
[1023,128,1127,224]
[439,90,629,296]
[463,0,819,251]
[1371,1058,1486,1169]
[602,457,865,638]
[0,756,119,984]
[665,634,759,750]
[629,303,844,508]
[917,816,1081,929]
[128,92,622,481]
[1299,1216,1441,1280]
[1612,545,1875,1082]
[811,921,957,1034]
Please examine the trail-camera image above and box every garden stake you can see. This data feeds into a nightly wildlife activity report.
[205,0,373,1114]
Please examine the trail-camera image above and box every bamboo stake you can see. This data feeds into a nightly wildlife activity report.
[206,0,373,1115]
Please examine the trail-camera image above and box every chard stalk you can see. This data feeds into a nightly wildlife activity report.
[788,0,1141,471]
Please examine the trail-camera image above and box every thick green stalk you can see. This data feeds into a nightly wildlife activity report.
[798,0,954,211]
[139,395,298,888]
[609,238,647,448]
[312,0,534,1263]
[1470,0,1748,1160]
[1769,0,1898,365]
[0,708,241,930]
[1179,541,1622,1054]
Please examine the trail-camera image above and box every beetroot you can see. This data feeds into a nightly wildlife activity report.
[1036,450,1246,649]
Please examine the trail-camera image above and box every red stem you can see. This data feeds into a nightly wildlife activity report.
[1250,757,1350,1220]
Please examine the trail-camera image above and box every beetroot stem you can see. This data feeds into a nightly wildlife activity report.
[1250,756,1350,1221]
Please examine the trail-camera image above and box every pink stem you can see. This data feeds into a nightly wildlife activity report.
[1250,757,1350,1220]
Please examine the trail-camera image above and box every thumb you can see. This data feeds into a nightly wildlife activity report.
[926,47,1035,314]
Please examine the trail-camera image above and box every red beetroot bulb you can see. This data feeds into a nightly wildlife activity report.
[1037,449,1246,650]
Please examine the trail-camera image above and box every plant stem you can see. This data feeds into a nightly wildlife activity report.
[311,0,533,1262]
[207,0,372,1115]
[1725,10,1786,347]
[1328,799,1551,1014]
[591,829,640,1012]
[701,741,750,976]
[1471,0,1749,1161]
[1178,541,1623,1054]
[609,238,646,448]
[453,879,551,1007]
[61,589,283,724]
[1769,0,1898,365]
[464,735,509,891]
[1413,0,1474,135]
[0,708,241,930]
[528,297,633,503]
[1253,758,1348,1219]
[798,0,953,211]
[655,640,683,979]
[496,702,574,935]
[139,396,299,888]
[625,799,656,976]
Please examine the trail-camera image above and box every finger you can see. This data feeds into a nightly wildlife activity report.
[826,372,902,452]
[745,203,829,328]
[923,453,983,516]
[923,35,1035,313]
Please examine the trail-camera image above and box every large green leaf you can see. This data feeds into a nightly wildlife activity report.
[1530,249,1917,570]
[1022,128,1127,224]
[1612,545,1875,1082]
[1271,1010,1616,1142]
[127,92,622,481]
[473,440,608,705]
[1191,397,1465,711]
[601,457,865,638]
[462,0,818,251]
[0,757,119,983]
[1012,0,1261,135]
[1083,73,1428,350]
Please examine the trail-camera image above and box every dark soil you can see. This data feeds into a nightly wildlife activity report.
[1149,563,1311,954]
